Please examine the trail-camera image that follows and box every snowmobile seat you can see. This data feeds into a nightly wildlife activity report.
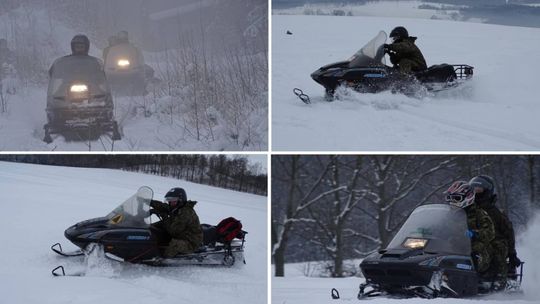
[201,224,217,247]
[415,64,457,83]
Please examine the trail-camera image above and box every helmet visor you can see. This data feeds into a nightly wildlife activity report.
[165,197,181,208]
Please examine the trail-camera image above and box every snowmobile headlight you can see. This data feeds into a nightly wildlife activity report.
[70,84,88,93]
[117,59,130,68]
[403,238,428,249]
[69,84,90,99]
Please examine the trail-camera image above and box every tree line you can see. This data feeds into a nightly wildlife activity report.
[272,155,540,277]
[0,154,267,195]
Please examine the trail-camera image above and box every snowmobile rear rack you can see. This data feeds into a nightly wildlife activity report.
[451,64,474,80]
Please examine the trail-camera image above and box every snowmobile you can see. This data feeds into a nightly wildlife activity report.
[43,55,121,143]
[354,204,523,299]
[51,186,247,276]
[311,31,474,100]
[104,43,152,96]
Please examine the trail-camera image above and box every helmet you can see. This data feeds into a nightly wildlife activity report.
[71,34,89,55]
[164,187,187,212]
[108,35,118,46]
[0,38,7,49]
[445,180,476,209]
[117,31,129,43]
[390,26,409,41]
[468,175,496,203]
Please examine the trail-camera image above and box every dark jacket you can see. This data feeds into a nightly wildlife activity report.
[479,201,517,257]
[387,37,427,72]
[151,200,203,249]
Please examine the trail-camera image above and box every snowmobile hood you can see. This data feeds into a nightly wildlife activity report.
[64,216,110,245]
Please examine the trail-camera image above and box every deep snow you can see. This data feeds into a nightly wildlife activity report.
[272,15,540,151]
[0,161,267,304]
[272,214,540,303]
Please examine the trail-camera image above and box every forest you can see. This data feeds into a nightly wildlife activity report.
[272,155,540,277]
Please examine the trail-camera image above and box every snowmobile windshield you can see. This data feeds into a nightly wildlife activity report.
[348,31,387,68]
[48,56,108,97]
[106,186,153,228]
[386,204,471,255]
[105,43,144,70]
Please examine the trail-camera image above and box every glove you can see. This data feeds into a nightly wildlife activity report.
[149,208,158,215]
[383,43,391,53]
[150,199,162,208]
[509,254,521,268]
[465,229,477,239]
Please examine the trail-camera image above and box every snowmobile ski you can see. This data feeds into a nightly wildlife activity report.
[51,265,85,277]
[51,243,84,257]
[293,88,311,104]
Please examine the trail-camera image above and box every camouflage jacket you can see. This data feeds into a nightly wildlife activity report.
[480,203,516,256]
[387,37,427,71]
[151,200,203,248]
[465,204,495,245]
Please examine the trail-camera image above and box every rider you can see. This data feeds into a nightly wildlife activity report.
[150,187,203,258]
[49,34,103,76]
[469,175,521,282]
[445,181,496,278]
[383,26,427,74]
[102,35,119,64]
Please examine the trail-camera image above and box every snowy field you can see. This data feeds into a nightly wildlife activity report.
[0,161,267,304]
[272,15,540,151]
[272,215,540,304]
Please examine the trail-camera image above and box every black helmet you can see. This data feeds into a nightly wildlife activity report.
[164,187,187,211]
[71,34,90,55]
[390,26,409,41]
[469,175,496,203]
[117,31,129,43]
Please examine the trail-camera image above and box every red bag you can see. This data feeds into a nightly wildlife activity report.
[216,217,243,242]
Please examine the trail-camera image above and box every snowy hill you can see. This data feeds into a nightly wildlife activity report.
[0,161,267,304]
[272,15,540,151]
[273,215,540,303]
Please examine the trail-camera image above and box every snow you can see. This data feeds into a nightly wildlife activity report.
[272,213,540,303]
[0,161,267,304]
[272,15,540,151]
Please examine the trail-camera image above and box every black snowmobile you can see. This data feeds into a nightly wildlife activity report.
[311,31,474,100]
[354,204,523,299]
[104,43,152,96]
[51,186,247,276]
[43,55,121,143]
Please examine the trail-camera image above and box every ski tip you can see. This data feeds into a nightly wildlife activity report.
[331,288,340,300]
[52,265,65,277]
